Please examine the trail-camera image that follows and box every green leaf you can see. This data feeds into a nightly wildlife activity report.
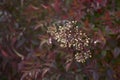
[101,50,107,57]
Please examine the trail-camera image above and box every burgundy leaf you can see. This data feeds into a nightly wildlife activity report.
[65,62,72,72]
[1,49,9,57]
[42,68,50,78]
[11,37,17,46]
[41,4,49,9]
[25,4,39,12]
[53,0,62,13]
[94,30,106,48]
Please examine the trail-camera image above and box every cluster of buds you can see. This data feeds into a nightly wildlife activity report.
[47,20,92,63]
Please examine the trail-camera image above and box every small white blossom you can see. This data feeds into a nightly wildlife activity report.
[47,20,92,63]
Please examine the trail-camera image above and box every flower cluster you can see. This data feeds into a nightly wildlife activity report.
[47,20,92,63]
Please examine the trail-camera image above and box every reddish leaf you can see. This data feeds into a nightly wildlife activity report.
[115,11,120,18]
[104,12,111,21]
[65,62,72,71]
[1,49,9,57]
[43,63,56,69]
[53,0,62,13]
[11,37,17,46]
[25,4,39,12]
[42,68,50,78]
[97,8,103,13]
[94,30,106,48]
[41,4,49,9]
[97,0,102,3]
[23,4,40,20]
[8,25,16,33]
[84,19,89,28]
[62,15,68,19]
[83,19,92,32]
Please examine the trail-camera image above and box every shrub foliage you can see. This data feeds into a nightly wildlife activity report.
[0,0,120,80]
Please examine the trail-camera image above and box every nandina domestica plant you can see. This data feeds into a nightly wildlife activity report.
[0,0,120,80]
